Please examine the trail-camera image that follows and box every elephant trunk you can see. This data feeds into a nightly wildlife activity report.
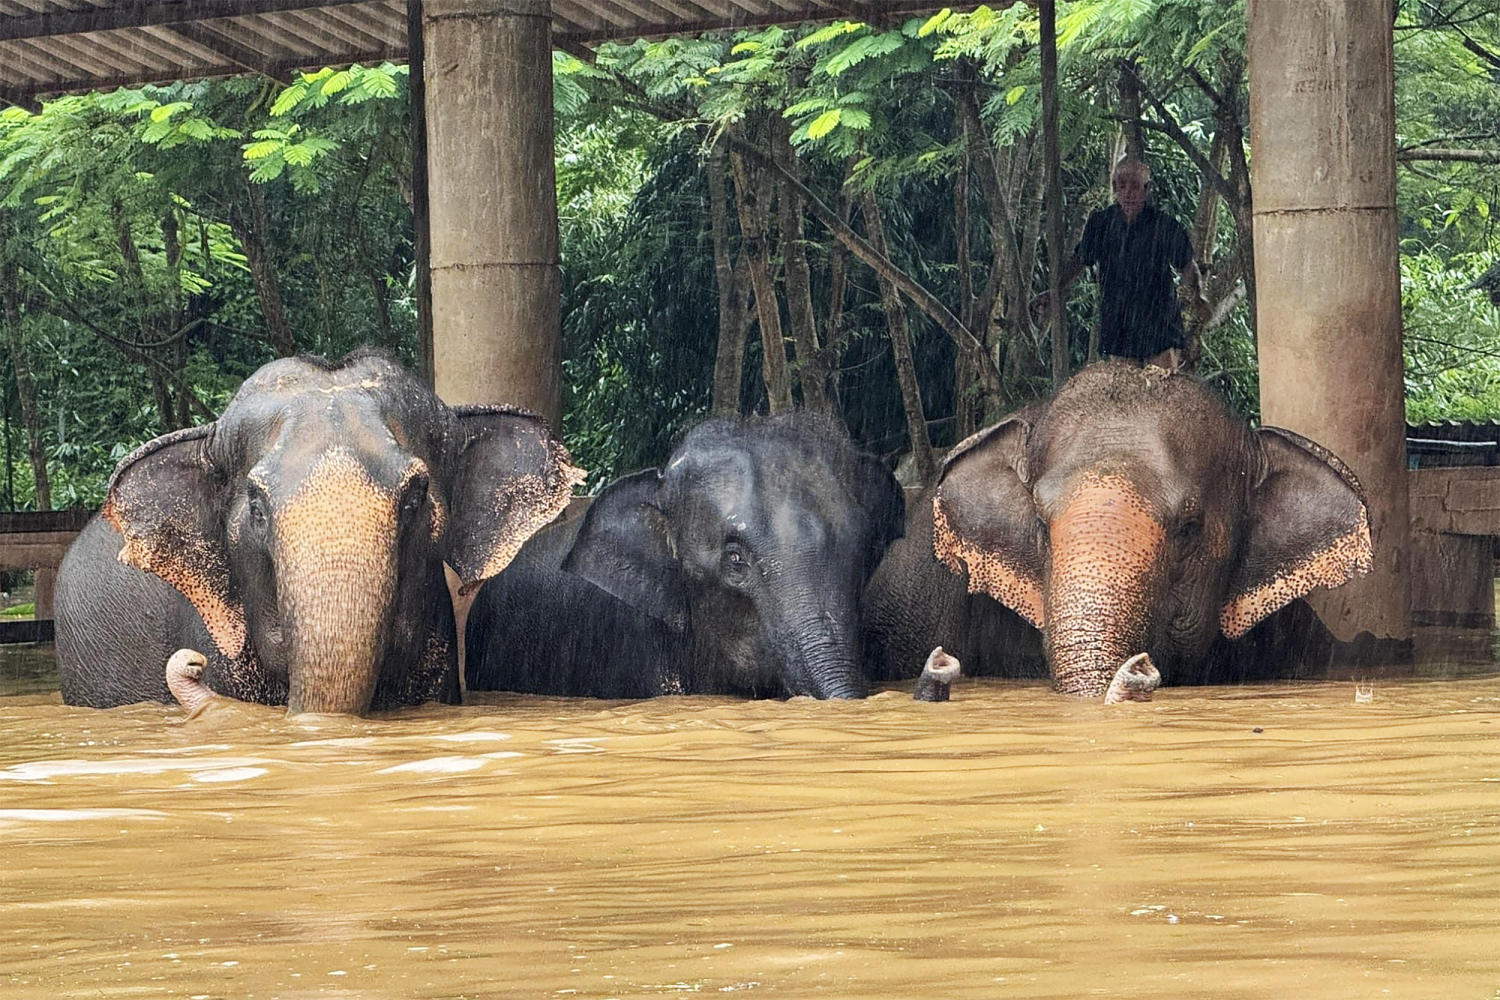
[274,454,400,715]
[1044,474,1165,698]
[776,591,868,700]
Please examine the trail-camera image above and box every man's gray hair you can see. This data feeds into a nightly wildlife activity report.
[1111,157,1152,184]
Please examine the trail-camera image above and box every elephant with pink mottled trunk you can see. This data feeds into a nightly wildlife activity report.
[864,362,1372,699]
[56,349,582,716]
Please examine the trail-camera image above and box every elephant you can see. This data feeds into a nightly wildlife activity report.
[864,361,1373,699]
[56,348,583,715]
[464,412,905,699]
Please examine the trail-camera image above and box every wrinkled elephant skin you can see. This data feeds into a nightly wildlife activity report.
[466,413,905,700]
[865,362,1372,698]
[56,348,582,716]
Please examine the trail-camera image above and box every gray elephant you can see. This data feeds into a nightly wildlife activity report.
[465,413,905,699]
[56,349,583,715]
[864,361,1372,698]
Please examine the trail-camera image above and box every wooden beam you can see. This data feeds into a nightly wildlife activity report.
[560,0,951,41]
[0,87,41,113]
[10,45,403,100]
[21,33,137,78]
[160,23,280,76]
[0,0,380,43]
[1410,467,1500,537]
[318,5,405,47]
[1,41,74,88]
[551,0,635,31]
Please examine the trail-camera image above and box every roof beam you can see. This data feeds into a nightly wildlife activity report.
[159,23,280,76]
[0,0,376,43]
[0,85,42,114]
[561,0,949,42]
[8,42,403,102]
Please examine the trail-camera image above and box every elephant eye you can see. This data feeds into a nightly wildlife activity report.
[247,489,269,525]
[721,541,753,584]
[401,474,430,515]
[1175,517,1202,543]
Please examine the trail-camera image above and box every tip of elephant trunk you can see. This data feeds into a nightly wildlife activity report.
[1104,652,1161,705]
[165,647,215,716]
[913,646,962,702]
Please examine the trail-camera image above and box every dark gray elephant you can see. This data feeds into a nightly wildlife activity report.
[465,413,905,699]
[864,361,1372,698]
[56,349,583,715]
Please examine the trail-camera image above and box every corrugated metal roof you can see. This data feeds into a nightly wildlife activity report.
[0,0,948,106]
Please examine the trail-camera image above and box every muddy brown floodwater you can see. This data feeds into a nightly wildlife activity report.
[2,648,1498,999]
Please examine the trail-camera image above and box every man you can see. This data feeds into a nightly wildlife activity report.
[1032,157,1206,369]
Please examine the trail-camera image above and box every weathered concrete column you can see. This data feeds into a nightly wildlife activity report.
[422,0,561,430]
[1248,0,1411,656]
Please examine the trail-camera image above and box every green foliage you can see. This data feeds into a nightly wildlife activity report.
[1402,247,1500,422]
[0,68,418,507]
[1393,2,1500,420]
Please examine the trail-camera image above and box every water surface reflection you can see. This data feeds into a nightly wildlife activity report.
[2,656,1498,997]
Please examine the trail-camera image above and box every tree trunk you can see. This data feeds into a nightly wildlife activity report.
[112,202,178,425]
[0,257,50,511]
[820,158,859,397]
[862,193,935,485]
[1192,128,1230,262]
[708,142,747,415]
[729,145,793,413]
[772,116,832,414]
[1223,95,1257,336]
[1040,0,1069,389]
[954,77,978,439]
[1117,59,1146,161]
[769,135,826,410]
[234,170,297,357]
[728,136,999,397]
[160,208,193,428]
[366,262,395,349]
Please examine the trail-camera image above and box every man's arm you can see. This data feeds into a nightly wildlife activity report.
[1030,253,1088,315]
[1030,210,1101,317]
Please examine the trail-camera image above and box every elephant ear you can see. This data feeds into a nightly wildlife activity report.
[930,416,1045,627]
[852,452,906,579]
[1220,427,1373,639]
[103,423,247,660]
[445,406,586,596]
[561,469,688,631]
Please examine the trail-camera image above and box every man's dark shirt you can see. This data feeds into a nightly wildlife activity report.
[1075,202,1193,358]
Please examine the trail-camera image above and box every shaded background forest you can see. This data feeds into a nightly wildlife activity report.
[1,0,1498,508]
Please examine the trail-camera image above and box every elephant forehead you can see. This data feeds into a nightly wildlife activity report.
[223,371,447,460]
[1049,473,1167,548]
[254,409,427,492]
[272,449,402,546]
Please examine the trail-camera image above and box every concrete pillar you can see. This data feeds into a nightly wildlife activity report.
[422,0,562,430]
[1248,0,1411,655]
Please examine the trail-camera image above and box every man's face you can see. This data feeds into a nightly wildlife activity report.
[1113,170,1149,220]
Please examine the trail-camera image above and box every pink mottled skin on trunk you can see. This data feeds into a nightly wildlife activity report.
[1044,474,1165,698]
[165,648,215,715]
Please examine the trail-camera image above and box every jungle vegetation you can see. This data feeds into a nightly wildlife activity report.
[0,0,1497,508]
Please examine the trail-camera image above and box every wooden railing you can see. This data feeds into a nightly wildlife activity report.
[0,508,92,643]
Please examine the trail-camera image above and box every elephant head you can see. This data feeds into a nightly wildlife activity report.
[561,413,905,699]
[103,349,583,714]
[931,362,1371,698]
